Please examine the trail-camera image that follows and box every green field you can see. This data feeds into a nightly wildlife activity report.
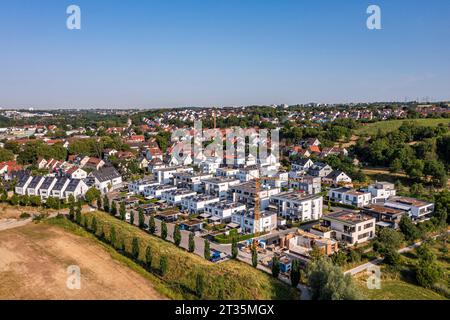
[356,118,450,136]
[48,212,299,300]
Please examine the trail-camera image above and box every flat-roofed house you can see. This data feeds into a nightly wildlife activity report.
[361,205,404,229]
[328,187,371,208]
[288,230,339,258]
[384,197,434,220]
[288,175,322,195]
[230,181,280,209]
[204,201,246,223]
[365,181,396,204]
[202,177,241,199]
[270,191,323,221]
[161,188,197,206]
[181,195,220,214]
[231,209,277,234]
[312,210,376,246]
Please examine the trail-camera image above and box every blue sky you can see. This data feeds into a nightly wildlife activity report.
[0,0,449,109]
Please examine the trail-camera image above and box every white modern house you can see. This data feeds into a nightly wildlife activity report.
[365,182,396,203]
[313,210,376,246]
[39,177,57,199]
[328,187,371,208]
[26,176,46,196]
[288,175,322,195]
[181,195,220,214]
[204,201,246,223]
[64,179,89,200]
[216,167,239,178]
[144,185,178,199]
[161,188,197,206]
[231,210,278,234]
[202,177,241,199]
[14,176,33,195]
[236,166,260,182]
[51,177,71,199]
[270,192,323,221]
[128,178,160,195]
[230,182,280,209]
[384,197,434,220]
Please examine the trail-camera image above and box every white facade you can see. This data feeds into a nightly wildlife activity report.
[204,201,246,222]
[144,185,177,199]
[231,211,277,234]
[181,195,220,214]
[161,189,197,206]
[366,182,396,203]
[384,197,434,219]
[203,177,240,199]
[270,192,323,221]
[328,188,372,208]
[128,179,159,195]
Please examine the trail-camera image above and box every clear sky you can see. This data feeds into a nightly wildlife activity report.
[1,0,449,109]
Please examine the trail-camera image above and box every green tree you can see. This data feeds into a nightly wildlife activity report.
[251,247,258,268]
[383,248,402,267]
[119,202,126,220]
[96,194,102,210]
[149,215,156,234]
[290,259,301,288]
[138,208,145,228]
[110,226,116,246]
[91,216,98,234]
[75,206,82,225]
[145,246,152,270]
[378,228,405,250]
[0,147,14,162]
[399,215,421,241]
[204,239,211,261]
[307,257,360,300]
[173,225,181,247]
[331,250,348,266]
[416,260,443,288]
[231,237,238,259]
[271,256,280,278]
[68,202,75,221]
[161,221,168,240]
[103,195,110,213]
[131,237,140,261]
[85,187,101,205]
[130,210,135,225]
[195,272,205,298]
[159,255,168,276]
[188,232,195,253]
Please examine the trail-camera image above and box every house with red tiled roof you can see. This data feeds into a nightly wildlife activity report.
[84,157,105,170]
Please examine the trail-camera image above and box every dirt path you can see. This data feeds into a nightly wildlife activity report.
[0,223,166,300]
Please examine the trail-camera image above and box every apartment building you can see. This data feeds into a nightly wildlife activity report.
[230,181,280,209]
[204,201,246,222]
[172,172,212,192]
[216,167,239,178]
[128,178,159,195]
[181,195,220,214]
[361,205,404,229]
[328,187,371,208]
[231,209,277,234]
[270,191,323,221]
[161,188,197,206]
[143,185,177,199]
[312,210,376,246]
[202,177,241,199]
[153,166,193,184]
[288,175,321,195]
[236,166,260,182]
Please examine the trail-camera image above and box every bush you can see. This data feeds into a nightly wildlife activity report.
[160,255,168,276]
[416,261,443,288]
[19,212,31,219]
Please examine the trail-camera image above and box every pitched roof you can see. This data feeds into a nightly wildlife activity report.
[91,167,121,183]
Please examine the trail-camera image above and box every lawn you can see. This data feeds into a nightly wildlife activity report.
[356,277,447,300]
[355,118,450,136]
[52,211,299,300]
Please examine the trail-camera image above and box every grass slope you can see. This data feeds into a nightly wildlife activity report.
[48,212,299,300]
[356,118,450,136]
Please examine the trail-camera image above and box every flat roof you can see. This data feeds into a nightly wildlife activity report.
[325,210,374,224]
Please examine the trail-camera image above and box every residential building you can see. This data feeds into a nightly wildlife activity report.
[270,192,323,221]
[172,172,212,192]
[230,181,280,209]
[161,188,197,206]
[14,175,33,195]
[313,210,376,246]
[287,230,339,257]
[144,184,177,199]
[202,177,241,199]
[308,162,333,177]
[322,170,352,186]
[204,201,246,223]
[231,209,277,234]
[216,167,239,178]
[384,197,434,220]
[89,167,123,194]
[26,176,45,196]
[328,187,371,208]
[128,178,159,195]
[181,195,220,214]
[291,158,314,173]
[365,181,396,204]
[51,177,71,199]
[153,166,193,184]
[64,179,89,199]
[361,205,404,229]
[38,177,57,199]
[236,166,260,182]
[288,175,321,195]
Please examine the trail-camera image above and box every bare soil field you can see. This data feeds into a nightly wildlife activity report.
[0,203,48,219]
[0,222,166,300]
